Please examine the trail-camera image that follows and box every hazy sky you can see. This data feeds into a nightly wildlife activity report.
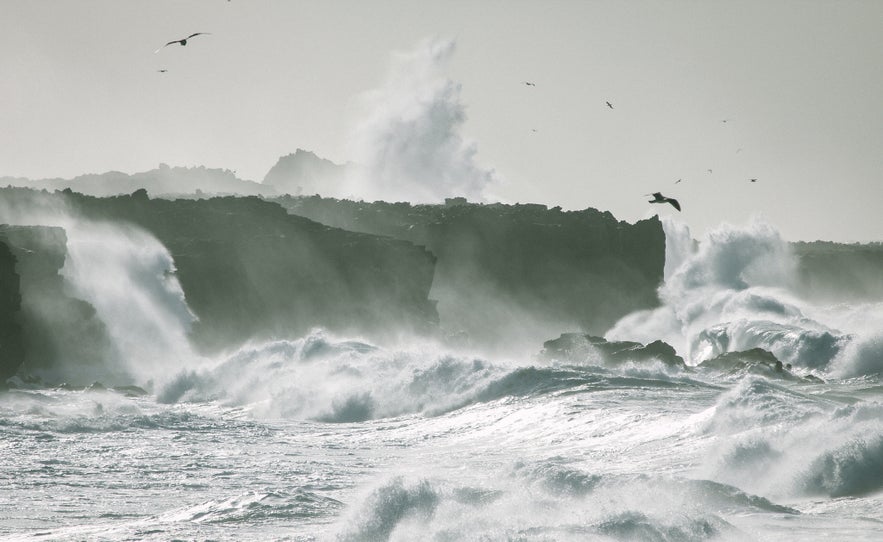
[2,0,882,242]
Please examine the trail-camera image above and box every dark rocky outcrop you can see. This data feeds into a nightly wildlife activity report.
[541,333,685,368]
[272,195,666,349]
[0,241,23,383]
[0,225,113,383]
[697,348,810,381]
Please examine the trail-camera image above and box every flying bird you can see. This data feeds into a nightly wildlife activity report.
[647,192,681,211]
[155,33,211,53]
[157,69,168,73]
[524,81,536,86]
[750,178,757,182]
[606,101,614,109]
[675,178,682,184]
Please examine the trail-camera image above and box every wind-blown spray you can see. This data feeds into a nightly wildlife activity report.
[61,220,197,383]
[345,37,497,203]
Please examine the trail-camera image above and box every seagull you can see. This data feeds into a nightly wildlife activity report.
[647,192,681,211]
[155,33,211,53]
[606,101,614,109]
[524,81,536,86]
[749,178,757,182]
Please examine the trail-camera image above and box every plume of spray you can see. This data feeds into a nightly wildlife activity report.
[61,221,198,384]
[344,37,498,203]
[0,193,198,385]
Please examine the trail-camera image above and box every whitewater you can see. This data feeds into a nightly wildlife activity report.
[2,218,882,541]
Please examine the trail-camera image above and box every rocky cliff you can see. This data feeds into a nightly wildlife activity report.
[791,241,883,302]
[0,187,438,361]
[272,196,666,350]
[0,241,22,383]
[0,225,113,383]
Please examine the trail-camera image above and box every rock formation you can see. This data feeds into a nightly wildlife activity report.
[0,225,113,383]
[541,333,685,368]
[272,195,666,350]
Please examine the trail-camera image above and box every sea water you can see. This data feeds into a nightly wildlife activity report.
[1,218,882,541]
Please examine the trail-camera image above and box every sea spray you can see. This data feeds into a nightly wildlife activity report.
[0,193,199,384]
[157,331,514,419]
[345,37,498,203]
[607,219,849,370]
[61,220,197,384]
[699,381,883,500]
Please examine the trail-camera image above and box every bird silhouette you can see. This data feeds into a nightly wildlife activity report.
[155,33,211,53]
[675,178,682,184]
[606,101,614,109]
[157,69,168,73]
[647,192,681,211]
[750,178,757,182]
[524,81,536,86]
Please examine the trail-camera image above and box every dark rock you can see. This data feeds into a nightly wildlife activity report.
[0,241,23,382]
[0,225,114,383]
[698,348,802,380]
[111,385,149,397]
[541,333,685,368]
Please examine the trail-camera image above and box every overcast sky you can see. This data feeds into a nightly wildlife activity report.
[2,0,881,242]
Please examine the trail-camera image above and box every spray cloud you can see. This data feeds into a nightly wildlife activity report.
[345,37,497,203]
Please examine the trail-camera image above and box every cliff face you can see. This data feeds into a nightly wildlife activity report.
[791,241,883,302]
[0,225,113,383]
[272,196,666,349]
[0,241,23,382]
[0,188,438,354]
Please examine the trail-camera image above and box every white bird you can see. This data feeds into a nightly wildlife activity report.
[647,192,681,211]
[155,33,211,53]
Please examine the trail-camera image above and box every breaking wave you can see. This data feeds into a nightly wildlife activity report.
[608,218,882,378]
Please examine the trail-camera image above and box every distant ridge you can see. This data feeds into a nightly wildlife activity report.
[263,149,350,197]
[1,164,275,198]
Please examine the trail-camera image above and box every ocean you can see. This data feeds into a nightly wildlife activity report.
[1,218,882,541]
